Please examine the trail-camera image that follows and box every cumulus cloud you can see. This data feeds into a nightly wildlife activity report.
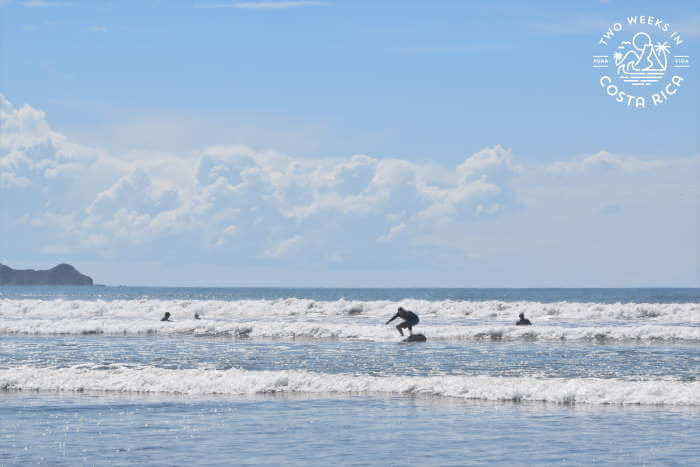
[0,94,519,263]
[1,94,697,282]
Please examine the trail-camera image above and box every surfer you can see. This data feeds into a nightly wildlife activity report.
[386,307,419,336]
[194,312,201,320]
[516,312,531,326]
[161,312,172,322]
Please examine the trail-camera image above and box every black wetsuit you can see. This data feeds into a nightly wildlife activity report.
[516,318,531,325]
[386,309,420,335]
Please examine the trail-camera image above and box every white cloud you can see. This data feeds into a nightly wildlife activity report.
[456,145,521,181]
[87,25,108,33]
[1,94,697,285]
[377,223,406,243]
[215,224,239,247]
[87,170,167,218]
[262,235,304,258]
[547,150,666,173]
[0,171,31,188]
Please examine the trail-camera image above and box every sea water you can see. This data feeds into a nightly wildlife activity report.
[1,287,699,465]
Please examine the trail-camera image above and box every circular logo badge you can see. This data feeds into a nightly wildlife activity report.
[593,16,691,109]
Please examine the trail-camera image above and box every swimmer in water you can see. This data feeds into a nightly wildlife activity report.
[194,312,201,320]
[385,307,420,336]
[516,312,531,325]
[161,312,172,322]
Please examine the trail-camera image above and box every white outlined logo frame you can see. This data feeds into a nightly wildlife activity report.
[593,15,691,109]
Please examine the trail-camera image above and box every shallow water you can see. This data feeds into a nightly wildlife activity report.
[2,336,699,380]
[3,393,699,466]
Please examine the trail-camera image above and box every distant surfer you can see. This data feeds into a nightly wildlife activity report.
[516,312,531,325]
[194,312,201,320]
[386,307,419,336]
[161,312,172,322]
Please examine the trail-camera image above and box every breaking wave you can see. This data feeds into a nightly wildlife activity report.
[1,366,697,406]
[1,298,697,323]
[1,298,697,342]
[1,319,699,343]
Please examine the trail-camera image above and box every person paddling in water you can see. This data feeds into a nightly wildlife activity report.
[386,307,419,336]
[161,312,172,322]
[516,312,531,325]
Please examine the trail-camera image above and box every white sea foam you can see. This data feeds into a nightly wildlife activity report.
[1,298,697,342]
[1,366,697,406]
[1,298,698,322]
[0,318,698,342]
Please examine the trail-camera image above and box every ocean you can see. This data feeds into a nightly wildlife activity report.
[1,287,699,465]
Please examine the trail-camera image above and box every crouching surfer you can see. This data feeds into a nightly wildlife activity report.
[161,312,172,322]
[386,307,420,336]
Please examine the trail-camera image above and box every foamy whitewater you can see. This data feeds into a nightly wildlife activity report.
[2,287,699,464]
[3,366,698,405]
[1,297,699,343]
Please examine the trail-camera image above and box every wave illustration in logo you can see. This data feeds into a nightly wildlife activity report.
[613,32,670,85]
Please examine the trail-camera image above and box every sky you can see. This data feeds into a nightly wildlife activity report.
[0,0,698,286]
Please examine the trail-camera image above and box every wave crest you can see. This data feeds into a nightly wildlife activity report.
[1,319,698,342]
[1,366,697,406]
[1,298,697,323]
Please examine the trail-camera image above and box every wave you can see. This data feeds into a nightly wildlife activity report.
[1,319,699,342]
[1,298,698,323]
[1,366,697,406]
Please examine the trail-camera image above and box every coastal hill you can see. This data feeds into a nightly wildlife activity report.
[0,263,93,286]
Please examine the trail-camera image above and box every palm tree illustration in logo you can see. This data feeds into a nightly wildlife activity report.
[613,32,669,85]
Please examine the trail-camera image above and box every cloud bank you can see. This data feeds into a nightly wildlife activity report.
[0,95,697,285]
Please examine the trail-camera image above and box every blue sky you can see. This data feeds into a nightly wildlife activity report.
[0,0,698,286]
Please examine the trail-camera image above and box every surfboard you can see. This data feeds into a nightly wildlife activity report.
[402,334,427,343]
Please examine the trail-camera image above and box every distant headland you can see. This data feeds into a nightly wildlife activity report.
[0,263,93,286]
